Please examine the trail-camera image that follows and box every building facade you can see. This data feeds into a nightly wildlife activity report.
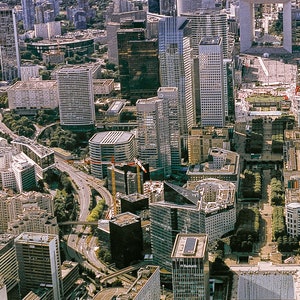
[0,4,20,82]
[171,234,210,300]
[89,131,136,179]
[109,212,143,268]
[7,80,58,114]
[199,37,225,127]
[136,87,180,176]
[286,202,300,237]
[159,16,194,150]
[15,232,63,299]
[57,66,95,131]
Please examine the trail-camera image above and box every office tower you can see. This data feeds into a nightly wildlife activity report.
[0,234,19,294]
[199,37,225,127]
[89,131,136,179]
[181,10,228,57]
[12,154,36,193]
[148,0,160,13]
[150,180,235,271]
[57,66,96,131]
[286,203,300,237]
[109,212,143,268]
[0,4,20,82]
[21,0,35,30]
[15,232,62,299]
[177,0,215,16]
[136,87,180,176]
[160,0,176,16]
[117,26,160,101]
[159,17,194,150]
[171,234,210,300]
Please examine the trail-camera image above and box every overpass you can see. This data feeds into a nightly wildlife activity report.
[59,221,99,226]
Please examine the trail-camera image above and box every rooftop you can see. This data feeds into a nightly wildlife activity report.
[8,80,57,91]
[200,37,221,45]
[110,212,140,227]
[171,234,208,258]
[89,131,134,145]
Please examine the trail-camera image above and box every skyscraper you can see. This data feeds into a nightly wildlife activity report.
[171,233,210,300]
[158,17,194,150]
[57,66,95,131]
[0,4,20,82]
[21,0,35,30]
[117,26,160,101]
[15,232,63,299]
[199,37,225,127]
[176,0,215,16]
[136,87,180,176]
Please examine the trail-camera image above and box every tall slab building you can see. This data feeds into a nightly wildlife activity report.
[199,37,225,127]
[0,4,20,82]
[15,232,63,299]
[57,66,95,131]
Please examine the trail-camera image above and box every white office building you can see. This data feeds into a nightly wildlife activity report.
[89,131,136,179]
[57,66,95,131]
[199,37,225,127]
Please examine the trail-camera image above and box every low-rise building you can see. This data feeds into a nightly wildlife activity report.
[93,79,114,95]
[186,147,240,188]
[7,80,58,114]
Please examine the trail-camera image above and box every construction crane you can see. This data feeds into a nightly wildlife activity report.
[134,157,147,194]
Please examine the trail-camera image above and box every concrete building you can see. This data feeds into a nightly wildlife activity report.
[61,261,79,298]
[186,147,240,188]
[171,234,210,300]
[136,87,181,176]
[7,206,58,236]
[181,10,229,57]
[21,0,35,30]
[93,79,114,96]
[150,180,236,271]
[42,50,65,64]
[12,136,55,179]
[20,65,40,81]
[240,0,292,53]
[109,212,143,268]
[34,21,61,39]
[7,80,58,114]
[0,4,20,82]
[0,234,18,293]
[199,37,225,127]
[89,131,136,179]
[188,127,230,165]
[15,232,63,300]
[12,153,36,193]
[159,16,194,150]
[0,277,7,300]
[286,202,300,237]
[104,99,125,122]
[177,0,215,15]
[57,66,96,131]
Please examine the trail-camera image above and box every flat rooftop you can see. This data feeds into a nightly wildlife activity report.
[110,212,140,227]
[171,234,208,259]
[89,131,134,145]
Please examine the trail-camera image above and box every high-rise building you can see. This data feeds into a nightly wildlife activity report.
[181,10,229,57]
[159,17,194,150]
[21,0,35,30]
[136,87,180,176]
[89,131,136,179]
[0,277,7,300]
[57,66,95,131]
[199,37,225,127]
[109,212,143,268]
[0,4,20,82]
[117,26,160,101]
[286,202,300,237]
[177,0,215,16]
[15,232,63,299]
[0,234,19,294]
[150,180,236,271]
[171,233,210,300]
